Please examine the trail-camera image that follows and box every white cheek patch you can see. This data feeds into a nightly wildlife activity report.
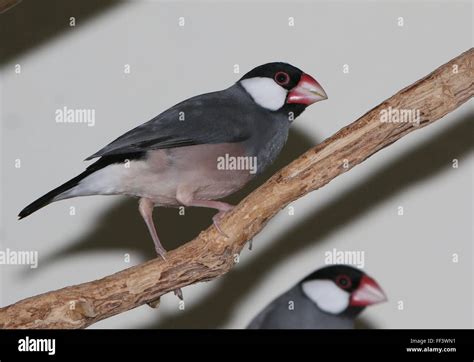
[240,77,287,111]
[302,280,350,315]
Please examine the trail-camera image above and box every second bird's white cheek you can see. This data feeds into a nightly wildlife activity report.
[301,280,350,315]
[240,77,287,111]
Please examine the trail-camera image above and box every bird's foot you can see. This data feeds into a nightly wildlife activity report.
[155,245,168,261]
[138,197,183,302]
[174,288,184,300]
[212,205,235,238]
[248,238,253,251]
[154,248,183,301]
[147,297,161,309]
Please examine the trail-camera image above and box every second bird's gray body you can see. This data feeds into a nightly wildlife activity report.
[60,83,291,206]
[247,285,355,329]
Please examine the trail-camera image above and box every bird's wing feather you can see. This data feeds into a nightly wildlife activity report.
[85,89,251,160]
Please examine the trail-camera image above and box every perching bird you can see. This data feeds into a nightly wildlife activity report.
[19,62,327,261]
[247,265,386,329]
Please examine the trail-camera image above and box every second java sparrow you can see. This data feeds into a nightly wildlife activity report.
[18,63,327,262]
[247,265,387,329]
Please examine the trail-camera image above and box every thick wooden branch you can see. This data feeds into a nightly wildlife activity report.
[1,49,472,329]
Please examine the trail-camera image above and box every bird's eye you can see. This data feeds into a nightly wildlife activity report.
[336,275,352,289]
[274,71,290,86]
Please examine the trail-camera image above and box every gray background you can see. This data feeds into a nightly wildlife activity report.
[0,0,472,328]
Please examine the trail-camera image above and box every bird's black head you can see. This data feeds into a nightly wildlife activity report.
[238,62,327,119]
[240,62,304,90]
[300,265,386,318]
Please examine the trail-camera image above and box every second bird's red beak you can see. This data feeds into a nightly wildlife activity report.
[287,73,328,105]
[350,275,387,307]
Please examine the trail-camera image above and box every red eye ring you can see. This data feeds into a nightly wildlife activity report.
[274,71,290,86]
[336,275,352,289]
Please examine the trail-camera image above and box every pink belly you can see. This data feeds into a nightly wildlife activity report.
[121,143,254,206]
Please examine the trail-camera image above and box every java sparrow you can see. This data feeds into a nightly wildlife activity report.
[247,265,387,329]
[19,63,327,261]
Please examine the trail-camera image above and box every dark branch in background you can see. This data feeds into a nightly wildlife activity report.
[0,0,21,14]
[0,48,472,329]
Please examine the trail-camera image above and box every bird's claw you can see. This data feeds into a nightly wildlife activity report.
[152,248,182,299]
[155,247,167,261]
[248,239,253,251]
[174,288,184,300]
[212,209,234,238]
[147,297,161,309]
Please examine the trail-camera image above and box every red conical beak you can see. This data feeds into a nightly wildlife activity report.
[350,275,387,306]
[287,73,328,105]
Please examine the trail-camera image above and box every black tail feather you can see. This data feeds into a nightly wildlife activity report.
[18,152,146,220]
[18,169,95,219]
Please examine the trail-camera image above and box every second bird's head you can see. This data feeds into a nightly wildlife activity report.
[238,62,328,118]
[300,265,387,317]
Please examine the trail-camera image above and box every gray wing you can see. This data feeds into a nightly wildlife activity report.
[86,87,251,160]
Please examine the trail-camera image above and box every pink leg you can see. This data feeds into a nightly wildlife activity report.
[138,198,167,259]
[138,198,183,300]
[176,191,234,237]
